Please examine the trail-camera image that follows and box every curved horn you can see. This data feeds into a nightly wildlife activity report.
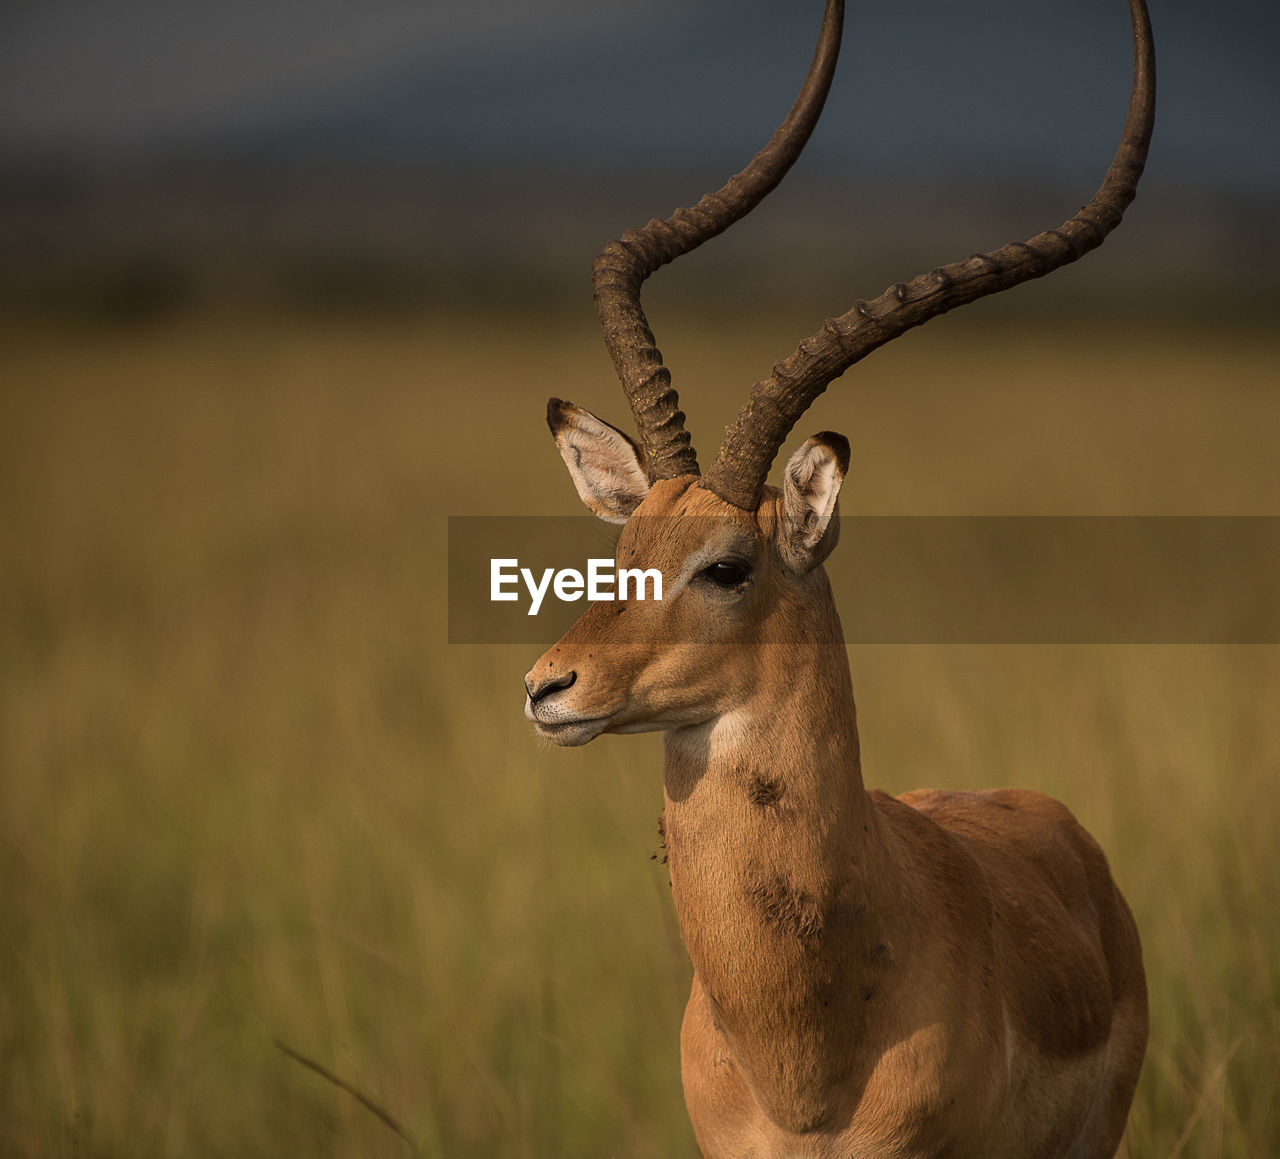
[703,0,1157,511]
[592,0,845,482]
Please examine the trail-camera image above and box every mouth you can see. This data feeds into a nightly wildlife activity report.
[524,699,612,746]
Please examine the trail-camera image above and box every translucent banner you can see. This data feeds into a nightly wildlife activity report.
[448,516,1280,644]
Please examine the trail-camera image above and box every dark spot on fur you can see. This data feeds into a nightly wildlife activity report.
[748,876,824,942]
[748,774,783,808]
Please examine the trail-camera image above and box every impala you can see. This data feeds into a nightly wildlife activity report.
[523,1,1155,1155]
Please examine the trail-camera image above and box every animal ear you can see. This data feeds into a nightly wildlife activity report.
[778,431,850,572]
[546,398,649,524]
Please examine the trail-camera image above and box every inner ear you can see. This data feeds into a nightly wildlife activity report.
[778,431,850,572]
[547,398,649,524]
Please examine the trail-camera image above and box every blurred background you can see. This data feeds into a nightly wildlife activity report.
[2,0,1277,318]
[1,1,1277,1156]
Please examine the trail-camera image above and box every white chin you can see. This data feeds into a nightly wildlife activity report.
[531,716,611,747]
[611,719,674,735]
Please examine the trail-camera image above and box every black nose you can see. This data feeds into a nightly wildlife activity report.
[526,670,577,705]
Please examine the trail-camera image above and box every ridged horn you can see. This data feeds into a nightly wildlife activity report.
[702,0,1157,511]
[592,0,845,482]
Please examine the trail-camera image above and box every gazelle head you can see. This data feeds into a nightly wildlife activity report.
[524,0,1154,746]
[525,400,851,746]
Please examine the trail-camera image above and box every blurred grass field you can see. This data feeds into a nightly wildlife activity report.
[1,307,1277,1157]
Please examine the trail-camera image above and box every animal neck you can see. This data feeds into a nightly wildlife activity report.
[661,607,905,1131]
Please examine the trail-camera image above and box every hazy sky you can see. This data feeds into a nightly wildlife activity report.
[1,0,1277,193]
[0,1,651,146]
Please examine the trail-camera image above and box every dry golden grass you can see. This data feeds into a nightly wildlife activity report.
[1,308,1276,1156]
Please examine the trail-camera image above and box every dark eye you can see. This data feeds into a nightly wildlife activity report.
[701,560,751,588]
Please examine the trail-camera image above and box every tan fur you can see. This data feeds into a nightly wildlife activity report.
[525,472,1147,1158]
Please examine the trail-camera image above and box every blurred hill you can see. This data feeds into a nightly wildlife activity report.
[1,160,1273,322]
